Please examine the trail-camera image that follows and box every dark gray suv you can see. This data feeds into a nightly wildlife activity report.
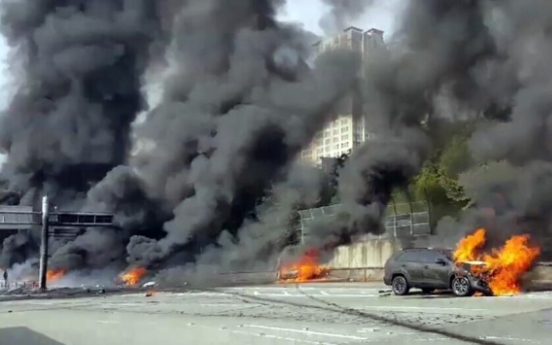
[383,248,492,297]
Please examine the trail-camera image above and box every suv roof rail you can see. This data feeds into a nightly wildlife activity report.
[401,246,453,251]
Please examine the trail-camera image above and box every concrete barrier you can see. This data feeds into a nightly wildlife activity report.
[327,267,384,282]
[326,238,402,269]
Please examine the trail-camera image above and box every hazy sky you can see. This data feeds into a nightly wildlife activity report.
[280,0,403,36]
[0,0,403,111]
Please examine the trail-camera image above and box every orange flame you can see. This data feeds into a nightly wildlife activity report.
[453,228,540,296]
[119,267,147,286]
[278,248,330,283]
[46,269,66,282]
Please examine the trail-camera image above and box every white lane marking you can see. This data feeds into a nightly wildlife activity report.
[237,293,379,298]
[358,306,487,312]
[110,303,143,307]
[411,336,539,343]
[191,324,338,345]
[223,287,383,293]
[1,301,58,305]
[520,293,552,299]
[96,320,120,324]
[244,325,369,340]
[231,329,338,345]
[196,303,250,307]
[481,336,539,343]
[320,291,329,296]
[411,338,449,342]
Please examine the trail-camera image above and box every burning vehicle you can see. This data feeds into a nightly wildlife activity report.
[276,246,330,283]
[385,228,540,297]
[453,228,541,296]
[383,248,493,297]
[118,267,149,287]
[452,260,493,296]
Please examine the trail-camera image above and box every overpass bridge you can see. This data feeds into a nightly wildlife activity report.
[0,196,118,290]
[0,204,117,240]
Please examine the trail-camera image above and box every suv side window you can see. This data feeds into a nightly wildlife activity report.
[396,250,423,262]
[422,251,447,263]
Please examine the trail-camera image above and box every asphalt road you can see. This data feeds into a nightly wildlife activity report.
[0,282,551,345]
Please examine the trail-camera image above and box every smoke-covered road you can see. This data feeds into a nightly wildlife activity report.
[0,283,550,344]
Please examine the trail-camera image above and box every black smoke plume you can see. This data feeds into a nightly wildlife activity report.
[0,0,165,206]
[124,0,362,268]
[0,0,168,269]
[423,0,552,258]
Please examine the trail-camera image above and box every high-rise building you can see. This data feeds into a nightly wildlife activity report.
[300,27,386,166]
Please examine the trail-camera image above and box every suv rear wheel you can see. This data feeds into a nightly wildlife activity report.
[451,276,473,297]
[392,275,410,295]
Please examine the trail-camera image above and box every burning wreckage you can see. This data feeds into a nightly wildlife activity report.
[452,229,541,296]
[276,248,330,283]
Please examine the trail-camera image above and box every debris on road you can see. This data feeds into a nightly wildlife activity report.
[142,281,156,288]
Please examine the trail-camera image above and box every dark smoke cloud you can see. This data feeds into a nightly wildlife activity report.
[0,0,164,205]
[47,166,170,271]
[0,0,168,269]
[0,231,38,269]
[122,0,361,268]
[437,0,552,257]
[194,163,327,272]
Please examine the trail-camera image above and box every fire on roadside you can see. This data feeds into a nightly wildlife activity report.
[119,267,147,286]
[453,228,540,296]
[278,248,330,283]
[46,269,66,282]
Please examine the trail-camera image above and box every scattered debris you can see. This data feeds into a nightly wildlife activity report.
[142,281,156,288]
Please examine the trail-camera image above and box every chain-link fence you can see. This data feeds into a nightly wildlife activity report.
[297,200,431,244]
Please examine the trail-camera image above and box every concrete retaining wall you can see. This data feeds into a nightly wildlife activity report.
[326,238,403,269]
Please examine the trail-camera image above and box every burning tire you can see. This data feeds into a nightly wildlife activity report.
[451,276,473,297]
[391,275,410,295]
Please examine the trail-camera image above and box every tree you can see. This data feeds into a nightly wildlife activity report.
[317,152,350,207]
[410,121,476,225]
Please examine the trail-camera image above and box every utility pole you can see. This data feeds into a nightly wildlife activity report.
[38,195,50,292]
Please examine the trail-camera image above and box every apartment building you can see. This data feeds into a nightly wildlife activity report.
[300,27,386,166]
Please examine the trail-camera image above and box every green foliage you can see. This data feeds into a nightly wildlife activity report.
[317,152,350,207]
[409,121,475,221]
